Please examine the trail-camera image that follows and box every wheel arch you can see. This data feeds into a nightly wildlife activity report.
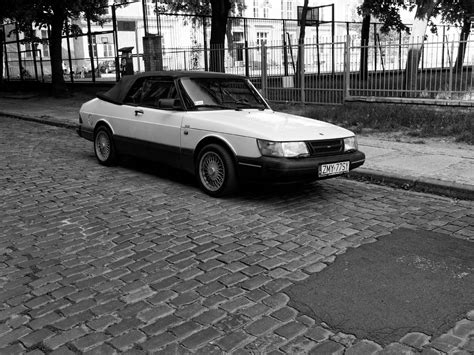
[93,120,115,137]
[194,135,238,167]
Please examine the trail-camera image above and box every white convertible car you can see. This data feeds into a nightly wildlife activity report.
[78,71,365,196]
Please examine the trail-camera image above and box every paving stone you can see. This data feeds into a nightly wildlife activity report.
[245,316,281,337]
[400,332,431,350]
[141,315,182,336]
[193,309,226,326]
[271,307,298,322]
[109,329,146,352]
[309,340,345,355]
[141,332,177,352]
[43,327,88,350]
[452,319,474,338]
[345,340,382,355]
[82,343,117,355]
[280,335,318,354]
[212,329,251,352]
[377,342,416,354]
[430,334,464,353]
[181,327,221,350]
[137,304,174,323]
[274,321,307,340]
[305,326,334,342]
[262,293,289,309]
[239,303,271,318]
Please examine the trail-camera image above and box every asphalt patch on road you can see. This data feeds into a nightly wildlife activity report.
[285,228,474,345]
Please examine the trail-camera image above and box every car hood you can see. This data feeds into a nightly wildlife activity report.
[188,109,354,141]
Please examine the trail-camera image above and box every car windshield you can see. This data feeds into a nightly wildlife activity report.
[179,77,268,110]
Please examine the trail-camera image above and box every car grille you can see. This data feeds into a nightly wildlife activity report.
[308,139,344,156]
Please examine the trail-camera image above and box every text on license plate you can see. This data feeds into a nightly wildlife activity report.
[319,161,350,177]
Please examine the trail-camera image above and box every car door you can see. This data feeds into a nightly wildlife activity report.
[117,76,184,167]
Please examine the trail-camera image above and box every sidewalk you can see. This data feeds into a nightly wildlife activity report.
[1,92,473,200]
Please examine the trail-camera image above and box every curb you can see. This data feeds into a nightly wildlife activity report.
[347,168,474,201]
[0,111,78,130]
[2,110,473,201]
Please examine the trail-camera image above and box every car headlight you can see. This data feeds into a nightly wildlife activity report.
[257,139,309,158]
[344,136,358,152]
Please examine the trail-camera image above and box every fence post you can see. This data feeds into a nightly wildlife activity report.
[344,35,351,101]
[448,39,455,96]
[203,16,208,71]
[298,42,305,103]
[261,43,267,98]
[244,18,249,77]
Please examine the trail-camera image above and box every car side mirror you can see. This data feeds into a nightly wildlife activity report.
[157,98,181,110]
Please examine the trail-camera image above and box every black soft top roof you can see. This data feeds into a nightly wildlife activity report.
[98,70,247,105]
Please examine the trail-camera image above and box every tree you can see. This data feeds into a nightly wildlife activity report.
[405,0,440,92]
[437,0,472,70]
[10,0,108,95]
[296,0,309,86]
[157,0,244,72]
[357,0,412,79]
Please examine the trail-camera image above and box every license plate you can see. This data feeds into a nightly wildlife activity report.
[319,161,350,177]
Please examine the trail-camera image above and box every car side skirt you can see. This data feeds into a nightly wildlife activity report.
[114,135,181,169]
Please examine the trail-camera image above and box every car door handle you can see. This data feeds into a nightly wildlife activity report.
[135,110,144,116]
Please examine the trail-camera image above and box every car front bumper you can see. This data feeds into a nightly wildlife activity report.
[237,150,365,183]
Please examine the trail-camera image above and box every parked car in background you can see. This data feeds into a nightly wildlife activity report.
[78,71,365,196]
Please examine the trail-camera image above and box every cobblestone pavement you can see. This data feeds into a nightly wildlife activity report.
[1,116,473,354]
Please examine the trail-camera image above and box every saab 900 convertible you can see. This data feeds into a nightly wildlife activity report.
[78,71,365,196]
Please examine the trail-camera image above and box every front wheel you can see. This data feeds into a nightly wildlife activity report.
[94,126,117,166]
[197,144,238,197]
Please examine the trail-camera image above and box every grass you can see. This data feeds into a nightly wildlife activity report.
[272,101,474,145]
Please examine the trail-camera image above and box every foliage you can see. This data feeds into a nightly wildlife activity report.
[357,0,414,34]
[157,0,245,19]
[7,0,108,93]
[12,0,108,39]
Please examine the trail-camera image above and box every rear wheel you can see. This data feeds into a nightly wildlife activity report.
[197,144,237,197]
[94,126,117,166]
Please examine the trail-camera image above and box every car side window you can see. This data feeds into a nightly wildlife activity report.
[124,77,178,109]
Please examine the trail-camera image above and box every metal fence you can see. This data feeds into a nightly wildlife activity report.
[2,4,473,104]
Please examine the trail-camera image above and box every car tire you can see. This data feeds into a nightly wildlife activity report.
[197,144,238,197]
[94,126,117,166]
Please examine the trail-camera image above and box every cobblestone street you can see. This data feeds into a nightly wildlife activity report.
[1,116,473,354]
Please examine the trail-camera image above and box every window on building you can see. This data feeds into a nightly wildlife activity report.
[257,32,268,48]
[286,0,295,19]
[92,36,98,57]
[263,0,269,18]
[253,0,259,17]
[103,44,113,57]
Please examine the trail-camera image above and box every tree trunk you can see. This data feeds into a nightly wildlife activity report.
[49,14,67,96]
[360,14,371,80]
[0,28,4,85]
[296,0,309,86]
[404,0,439,94]
[454,17,471,71]
[209,0,231,72]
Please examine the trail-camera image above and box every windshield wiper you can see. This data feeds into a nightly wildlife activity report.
[231,99,266,110]
[194,104,238,110]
